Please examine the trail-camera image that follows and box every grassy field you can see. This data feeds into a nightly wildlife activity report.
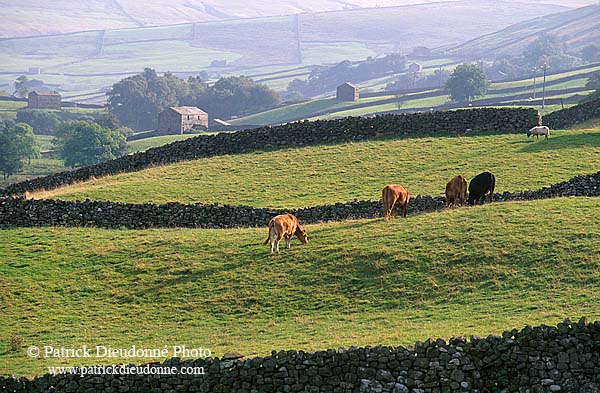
[228,61,600,126]
[127,134,202,153]
[1,196,599,376]
[0,133,205,188]
[30,129,600,207]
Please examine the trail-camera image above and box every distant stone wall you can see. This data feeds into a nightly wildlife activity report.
[544,98,600,129]
[0,108,539,198]
[2,318,600,392]
[0,171,597,230]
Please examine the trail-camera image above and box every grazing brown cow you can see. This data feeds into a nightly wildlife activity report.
[382,185,410,220]
[445,175,467,208]
[263,213,308,256]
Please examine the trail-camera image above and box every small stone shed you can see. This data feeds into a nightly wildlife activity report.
[27,91,61,110]
[336,82,359,102]
[158,106,208,135]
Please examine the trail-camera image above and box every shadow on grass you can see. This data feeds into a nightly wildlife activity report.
[519,133,600,153]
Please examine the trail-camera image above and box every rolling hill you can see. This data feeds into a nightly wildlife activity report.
[2,102,599,377]
[0,1,575,100]
[0,0,581,38]
[229,62,600,126]
[441,4,600,57]
[29,128,600,208]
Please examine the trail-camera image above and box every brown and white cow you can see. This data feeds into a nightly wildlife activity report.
[263,213,308,255]
[382,185,410,220]
[445,175,467,208]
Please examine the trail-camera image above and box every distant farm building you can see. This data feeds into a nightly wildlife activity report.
[408,63,423,73]
[27,91,61,110]
[336,82,359,102]
[210,59,228,67]
[158,106,208,135]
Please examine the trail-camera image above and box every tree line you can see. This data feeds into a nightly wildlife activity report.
[108,68,281,130]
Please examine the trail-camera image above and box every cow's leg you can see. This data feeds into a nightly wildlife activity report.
[402,203,408,217]
[285,235,291,249]
[270,236,275,256]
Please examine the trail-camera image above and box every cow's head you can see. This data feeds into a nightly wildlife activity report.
[296,227,309,244]
[526,130,532,138]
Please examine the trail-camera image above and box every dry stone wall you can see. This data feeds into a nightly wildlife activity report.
[544,98,600,129]
[0,171,598,230]
[0,108,539,198]
[2,318,600,392]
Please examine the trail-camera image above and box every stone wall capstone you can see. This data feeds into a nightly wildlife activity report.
[0,108,539,198]
[0,171,598,229]
[2,318,600,392]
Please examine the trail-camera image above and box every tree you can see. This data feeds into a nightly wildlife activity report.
[16,109,61,135]
[93,112,121,130]
[581,45,599,62]
[586,72,600,90]
[0,122,40,179]
[446,63,489,102]
[13,75,30,98]
[54,121,127,167]
[524,33,564,67]
[201,76,281,119]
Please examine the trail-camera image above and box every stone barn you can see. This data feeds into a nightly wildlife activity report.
[336,82,359,102]
[158,106,208,135]
[27,91,61,110]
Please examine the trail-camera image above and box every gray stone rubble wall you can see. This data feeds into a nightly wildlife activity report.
[0,108,539,198]
[544,98,600,130]
[2,318,600,392]
[0,171,598,229]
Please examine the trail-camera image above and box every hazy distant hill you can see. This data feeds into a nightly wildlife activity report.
[440,4,600,57]
[0,0,588,38]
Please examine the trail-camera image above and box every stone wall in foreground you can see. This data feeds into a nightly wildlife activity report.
[2,318,600,392]
[0,170,598,230]
[0,108,539,198]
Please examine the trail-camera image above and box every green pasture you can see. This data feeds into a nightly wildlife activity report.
[1,197,599,376]
[301,42,376,65]
[127,134,201,153]
[57,41,241,74]
[0,157,64,188]
[32,129,600,208]
[103,24,194,45]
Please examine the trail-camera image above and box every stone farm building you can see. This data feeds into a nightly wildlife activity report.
[336,82,359,102]
[158,106,208,135]
[27,91,61,110]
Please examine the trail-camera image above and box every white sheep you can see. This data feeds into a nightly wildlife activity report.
[527,125,550,140]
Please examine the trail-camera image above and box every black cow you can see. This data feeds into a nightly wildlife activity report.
[467,171,496,205]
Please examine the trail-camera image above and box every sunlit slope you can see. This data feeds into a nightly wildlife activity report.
[443,4,600,56]
[32,129,600,208]
[1,197,599,376]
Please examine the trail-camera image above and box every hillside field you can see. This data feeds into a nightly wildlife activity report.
[1,196,599,376]
[31,128,600,207]
[230,62,600,126]
[0,1,573,101]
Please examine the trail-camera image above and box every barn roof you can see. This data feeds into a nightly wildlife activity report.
[338,82,357,89]
[169,106,207,115]
[30,91,61,96]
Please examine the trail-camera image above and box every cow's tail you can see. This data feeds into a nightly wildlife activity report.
[263,220,274,244]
